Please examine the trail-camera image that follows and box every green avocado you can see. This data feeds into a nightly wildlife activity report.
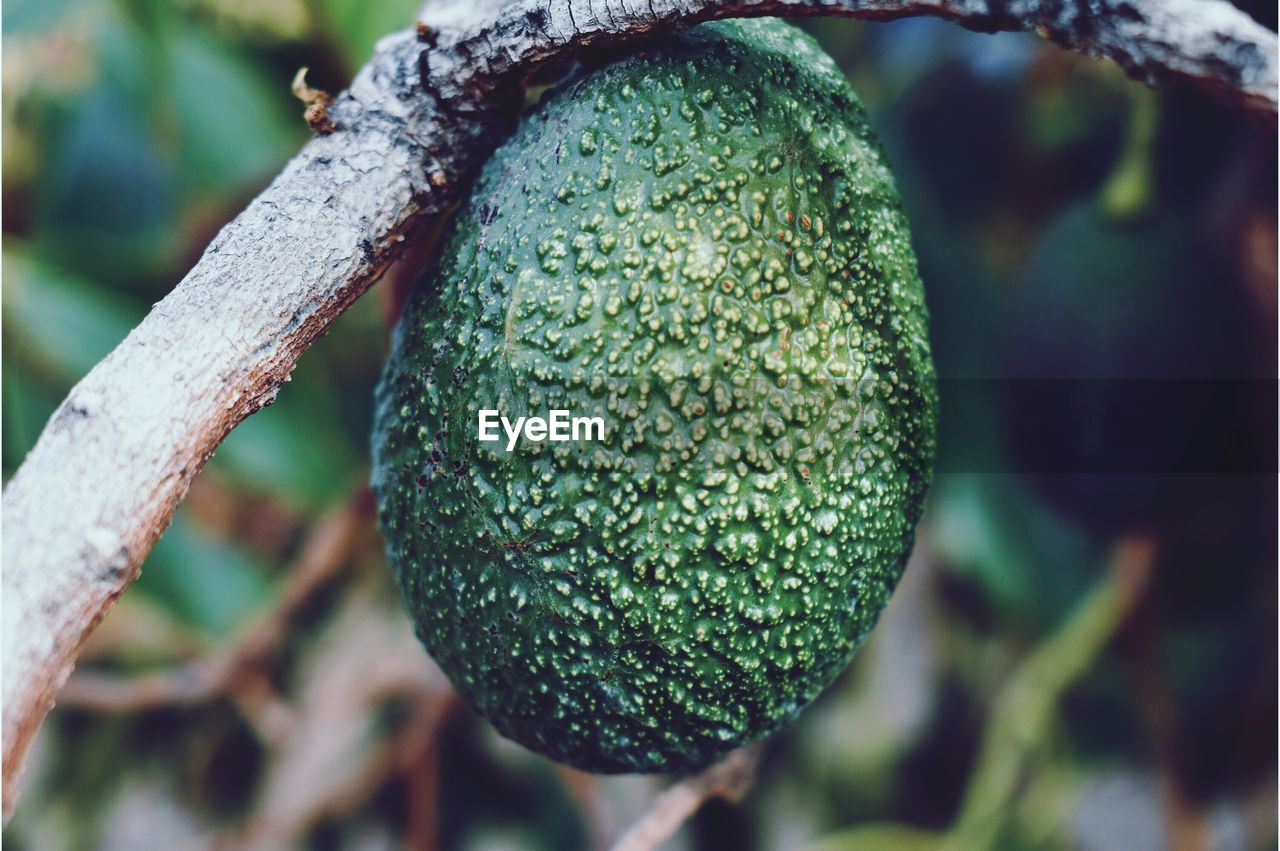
[372,19,936,773]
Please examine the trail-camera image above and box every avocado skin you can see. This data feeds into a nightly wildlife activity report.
[372,19,936,774]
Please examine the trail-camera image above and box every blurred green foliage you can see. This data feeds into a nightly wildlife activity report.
[2,2,1275,849]
[3,0,402,635]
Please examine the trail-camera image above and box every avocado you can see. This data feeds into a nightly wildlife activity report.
[1000,205,1253,537]
[372,19,936,773]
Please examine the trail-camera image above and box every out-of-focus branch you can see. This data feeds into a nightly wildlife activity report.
[942,535,1156,851]
[608,745,761,851]
[231,594,449,850]
[57,492,371,713]
[3,0,1273,819]
[810,535,1158,851]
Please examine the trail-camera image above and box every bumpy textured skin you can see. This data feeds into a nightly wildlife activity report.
[372,19,936,774]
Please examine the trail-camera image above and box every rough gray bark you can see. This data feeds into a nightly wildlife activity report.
[424,0,1279,115]
[2,0,1275,819]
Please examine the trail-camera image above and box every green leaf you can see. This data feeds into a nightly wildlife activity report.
[212,384,361,509]
[33,81,179,283]
[317,0,422,67]
[1,358,59,477]
[2,0,84,35]
[1,249,145,381]
[134,509,274,637]
[930,473,1101,628]
[167,26,301,192]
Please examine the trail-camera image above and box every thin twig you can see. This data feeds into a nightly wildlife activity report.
[557,765,610,850]
[291,67,337,135]
[940,533,1158,851]
[57,490,372,713]
[397,693,462,851]
[811,535,1159,851]
[1119,554,1212,851]
[229,594,449,850]
[608,745,762,851]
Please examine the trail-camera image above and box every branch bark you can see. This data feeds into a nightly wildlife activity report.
[2,0,1275,819]
[609,746,761,851]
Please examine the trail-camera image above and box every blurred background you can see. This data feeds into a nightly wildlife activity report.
[2,0,1276,848]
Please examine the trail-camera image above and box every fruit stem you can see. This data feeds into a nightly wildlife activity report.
[1099,86,1160,222]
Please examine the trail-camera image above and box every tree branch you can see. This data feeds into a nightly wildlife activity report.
[423,0,1278,116]
[55,491,370,713]
[608,746,761,851]
[2,0,1274,819]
